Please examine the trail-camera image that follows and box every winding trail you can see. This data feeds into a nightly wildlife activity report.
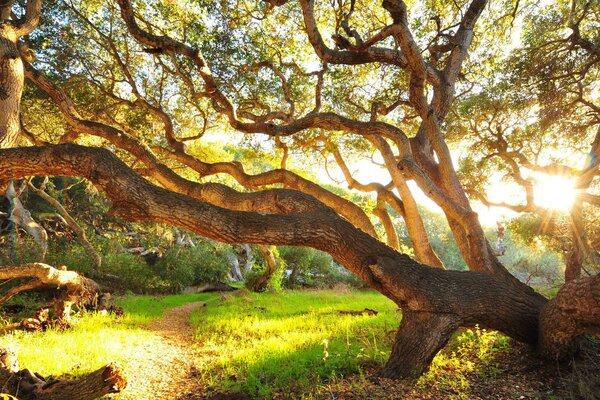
[111,301,207,400]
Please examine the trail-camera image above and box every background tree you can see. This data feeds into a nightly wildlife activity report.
[450,0,600,282]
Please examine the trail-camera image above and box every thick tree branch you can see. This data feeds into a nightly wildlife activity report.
[14,0,42,37]
[23,62,349,221]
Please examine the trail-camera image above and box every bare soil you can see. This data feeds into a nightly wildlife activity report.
[109,301,207,400]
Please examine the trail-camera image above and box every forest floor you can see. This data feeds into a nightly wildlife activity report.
[111,301,207,400]
[1,290,599,400]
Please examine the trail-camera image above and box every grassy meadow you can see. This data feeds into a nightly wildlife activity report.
[0,289,521,399]
[0,293,214,378]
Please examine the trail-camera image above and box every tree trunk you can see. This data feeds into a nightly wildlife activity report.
[379,311,460,378]
[27,180,101,269]
[538,274,600,359]
[226,250,243,281]
[0,22,22,149]
[0,349,127,400]
[6,182,48,259]
[251,245,281,292]
[565,201,586,282]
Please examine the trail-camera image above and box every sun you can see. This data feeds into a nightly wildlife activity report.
[533,173,577,212]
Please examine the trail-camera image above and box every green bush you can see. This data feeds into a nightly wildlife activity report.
[45,241,95,274]
[278,246,363,289]
[102,252,170,294]
[154,244,230,290]
[0,237,43,265]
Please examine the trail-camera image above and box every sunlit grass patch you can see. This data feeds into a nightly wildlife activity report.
[0,292,213,377]
[417,326,510,398]
[116,292,215,325]
[191,289,400,398]
[0,313,153,377]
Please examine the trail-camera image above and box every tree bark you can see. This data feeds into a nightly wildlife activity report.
[379,311,460,378]
[0,348,126,400]
[538,274,600,359]
[251,245,281,292]
[5,181,48,259]
[0,22,22,149]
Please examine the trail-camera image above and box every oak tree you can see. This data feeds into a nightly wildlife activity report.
[0,0,599,379]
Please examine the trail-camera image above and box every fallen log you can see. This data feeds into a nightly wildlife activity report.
[182,282,237,293]
[0,349,126,400]
[0,263,100,326]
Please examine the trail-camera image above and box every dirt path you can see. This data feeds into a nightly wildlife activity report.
[110,301,207,400]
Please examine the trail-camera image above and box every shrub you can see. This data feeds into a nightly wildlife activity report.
[102,252,168,294]
[154,243,231,290]
[278,246,364,289]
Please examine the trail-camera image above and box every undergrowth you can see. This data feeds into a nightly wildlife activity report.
[190,290,517,399]
[2,290,587,400]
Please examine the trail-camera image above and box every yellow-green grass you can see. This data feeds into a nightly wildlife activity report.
[0,289,512,399]
[0,293,214,377]
[190,289,401,398]
[191,290,511,399]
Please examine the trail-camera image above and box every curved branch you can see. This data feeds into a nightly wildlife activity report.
[14,0,42,37]
[24,62,344,220]
[115,0,413,154]
[158,147,377,236]
[298,0,408,67]
[0,280,44,304]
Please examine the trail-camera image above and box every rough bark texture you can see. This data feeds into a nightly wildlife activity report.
[0,348,126,400]
[538,275,600,359]
[379,311,460,378]
[0,23,22,149]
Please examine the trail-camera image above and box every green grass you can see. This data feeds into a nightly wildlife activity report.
[190,289,400,398]
[0,289,515,399]
[0,293,214,377]
[116,292,215,324]
[417,326,510,398]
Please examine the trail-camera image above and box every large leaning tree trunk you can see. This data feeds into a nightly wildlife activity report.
[0,349,126,400]
[250,245,282,292]
[2,144,600,378]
